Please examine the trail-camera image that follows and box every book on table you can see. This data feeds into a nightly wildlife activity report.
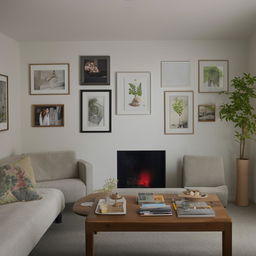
[137,192,165,205]
[175,201,215,218]
[138,202,172,216]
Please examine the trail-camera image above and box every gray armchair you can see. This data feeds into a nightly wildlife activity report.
[183,155,228,207]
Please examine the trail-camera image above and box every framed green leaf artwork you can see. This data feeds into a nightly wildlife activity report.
[198,60,229,93]
[116,72,151,115]
[164,91,194,134]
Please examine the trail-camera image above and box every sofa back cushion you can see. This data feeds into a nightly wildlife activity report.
[27,151,78,182]
[183,155,225,187]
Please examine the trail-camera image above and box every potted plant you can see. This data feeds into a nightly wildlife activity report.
[173,97,185,128]
[128,80,142,106]
[219,73,256,206]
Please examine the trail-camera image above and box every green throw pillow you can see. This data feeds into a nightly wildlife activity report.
[0,164,41,205]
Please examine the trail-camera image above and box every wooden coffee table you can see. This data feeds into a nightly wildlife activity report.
[73,193,232,256]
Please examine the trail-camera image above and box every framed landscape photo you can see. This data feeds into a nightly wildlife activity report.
[164,91,194,134]
[198,104,216,122]
[161,61,191,88]
[80,90,111,133]
[0,74,8,132]
[29,63,70,95]
[32,104,64,127]
[198,60,229,93]
[80,56,110,85]
[116,72,151,115]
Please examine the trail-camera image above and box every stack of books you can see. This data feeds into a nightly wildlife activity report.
[137,192,165,205]
[138,203,172,216]
[174,201,215,218]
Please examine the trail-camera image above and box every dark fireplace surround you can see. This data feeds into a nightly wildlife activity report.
[117,150,166,188]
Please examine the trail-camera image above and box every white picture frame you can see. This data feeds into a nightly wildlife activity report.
[161,61,191,88]
[198,60,229,93]
[29,63,70,95]
[164,91,194,134]
[80,90,111,133]
[116,72,151,115]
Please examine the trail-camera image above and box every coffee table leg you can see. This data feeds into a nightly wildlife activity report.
[222,223,232,256]
[86,231,94,256]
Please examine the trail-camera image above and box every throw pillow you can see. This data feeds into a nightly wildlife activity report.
[0,164,41,205]
[11,156,36,185]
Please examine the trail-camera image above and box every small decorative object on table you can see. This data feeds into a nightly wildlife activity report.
[95,197,126,215]
[179,189,208,199]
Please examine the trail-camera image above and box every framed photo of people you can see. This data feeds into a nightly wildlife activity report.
[29,63,70,95]
[0,74,8,132]
[80,90,111,133]
[32,104,64,127]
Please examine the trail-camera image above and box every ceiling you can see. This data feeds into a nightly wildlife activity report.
[0,0,256,41]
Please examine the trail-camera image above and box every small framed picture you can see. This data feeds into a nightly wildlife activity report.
[80,56,110,85]
[29,63,70,95]
[161,61,191,88]
[0,74,8,132]
[198,60,229,93]
[80,90,111,133]
[32,105,64,127]
[116,72,151,115]
[198,104,216,122]
[164,91,194,134]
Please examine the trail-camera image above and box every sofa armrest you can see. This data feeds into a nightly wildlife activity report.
[78,159,93,195]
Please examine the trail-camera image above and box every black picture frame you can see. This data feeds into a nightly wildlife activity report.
[80,56,110,85]
[80,90,112,133]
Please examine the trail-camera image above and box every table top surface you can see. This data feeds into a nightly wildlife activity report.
[73,193,231,224]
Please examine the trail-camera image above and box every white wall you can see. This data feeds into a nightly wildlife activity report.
[0,32,21,158]
[248,31,256,202]
[19,40,248,200]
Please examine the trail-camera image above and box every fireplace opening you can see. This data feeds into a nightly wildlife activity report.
[117,150,166,188]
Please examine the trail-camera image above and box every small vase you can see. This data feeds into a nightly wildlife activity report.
[130,96,141,107]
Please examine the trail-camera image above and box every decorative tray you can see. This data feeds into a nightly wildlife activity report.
[95,198,126,215]
[179,190,208,199]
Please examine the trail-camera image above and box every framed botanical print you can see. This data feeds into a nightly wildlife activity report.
[198,104,216,122]
[164,91,194,134]
[198,60,229,93]
[32,104,64,127]
[116,72,151,115]
[0,74,8,132]
[80,90,111,133]
[161,61,191,88]
[29,63,70,95]
[80,56,110,85]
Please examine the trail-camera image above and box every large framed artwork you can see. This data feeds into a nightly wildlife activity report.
[80,56,110,85]
[80,90,111,133]
[32,104,64,127]
[198,60,229,93]
[198,104,216,122]
[29,63,70,95]
[164,91,194,134]
[161,61,191,88]
[116,72,151,115]
[0,74,8,132]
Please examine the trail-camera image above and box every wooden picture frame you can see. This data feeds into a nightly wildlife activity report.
[164,91,194,134]
[198,104,216,122]
[198,60,229,93]
[80,56,110,85]
[0,74,8,132]
[32,104,64,127]
[29,63,70,95]
[80,90,111,133]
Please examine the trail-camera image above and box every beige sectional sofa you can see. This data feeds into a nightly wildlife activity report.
[0,151,93,256]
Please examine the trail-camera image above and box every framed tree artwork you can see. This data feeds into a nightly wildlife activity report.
[198,60,229,93]
[164,91,194,134]
[116,72,151,115]
[80,90,111,133]
[80,56,110,85]
[32,104,64,127]
[29,63,70,95]
[0,74,8,132]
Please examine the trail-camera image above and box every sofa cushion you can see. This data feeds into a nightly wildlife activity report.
[28,151,78,182]
[36,178,86,203]
[0,188,64,256]
[0,164,41,205]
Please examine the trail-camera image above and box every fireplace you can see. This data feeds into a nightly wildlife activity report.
[117,150,166,188]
